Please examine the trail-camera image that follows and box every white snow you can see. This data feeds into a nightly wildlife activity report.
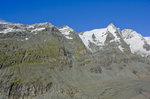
[122,29,150,56]
[1,21,150,57]
[118,45,124,52]
[28,25,34,29]
[0,22,53,34]
[0,26,45,34]
[0,28,25,34]
[107,24,120,43]
[31,28,45,32]
[25,38,29,40]
[65,36,73,39]
[107,24,116,33]
[79,28,107,51]
[79,24,121,51]
[144,37,150,45]
[79,24,150,56]
[58,26,73,39]
[0,28,13,33]
[59,25,73,35]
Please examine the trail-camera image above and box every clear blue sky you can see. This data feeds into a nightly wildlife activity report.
[0,0,150,36]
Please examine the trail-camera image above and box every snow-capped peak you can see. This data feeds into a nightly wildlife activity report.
[107,23,117,33]
[122,29,150,56]
[79,28,107,51]
[59,25,74,33]
[58,25,74,39]
[79,24,122,52]
[106,24,121,43]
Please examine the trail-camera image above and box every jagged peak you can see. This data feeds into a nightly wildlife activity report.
[60,25,70,28]
[58,25,74,40]
[59,25,72,29]
[106,23,117,33]
[107,23,116,28]
[58,25,74,32]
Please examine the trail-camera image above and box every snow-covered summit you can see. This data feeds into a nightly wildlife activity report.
[58,25,74,39]
[79,24,122,51]
[58,25,74,33]
[79,24,150,56]
[107,23,117,33]
[121,29,150,56]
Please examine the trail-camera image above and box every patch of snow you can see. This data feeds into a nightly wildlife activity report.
[107,24,116,33]
[0,28,25,34]
[25,38,29,40]
[0,22,27,34]
[59,25,73,35]
[58,25,73,39]
[118,45,124,52]
[31,28,45,32]
[65,36,73,39]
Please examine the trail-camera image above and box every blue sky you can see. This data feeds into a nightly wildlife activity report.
[0,0,150,36]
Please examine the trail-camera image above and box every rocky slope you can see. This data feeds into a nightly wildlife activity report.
[0,21,150,99]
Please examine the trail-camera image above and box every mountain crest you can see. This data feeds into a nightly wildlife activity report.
[107,23,117,32]
[122,29,150,56]
[58,25,74,32]
[58,25,74,39]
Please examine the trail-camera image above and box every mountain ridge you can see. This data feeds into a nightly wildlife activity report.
[0,21,150,99]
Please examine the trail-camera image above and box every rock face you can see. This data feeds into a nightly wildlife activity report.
[0,22,150,99]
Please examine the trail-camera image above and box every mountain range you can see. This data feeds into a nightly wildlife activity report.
[0,21,150,99]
